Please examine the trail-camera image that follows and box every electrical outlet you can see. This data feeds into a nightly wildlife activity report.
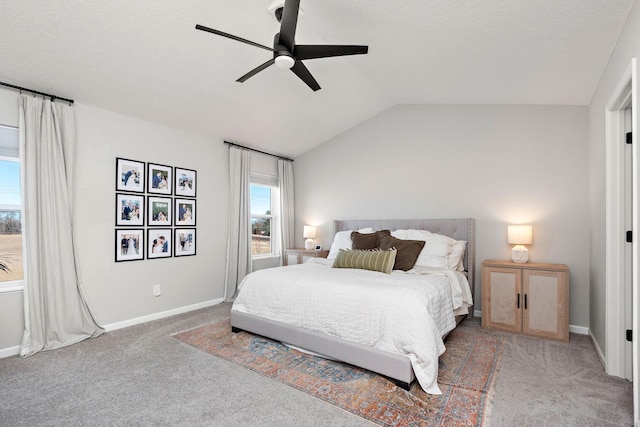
[153,284,161,297]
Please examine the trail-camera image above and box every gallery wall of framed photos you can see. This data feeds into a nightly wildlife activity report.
[115,157,197,262]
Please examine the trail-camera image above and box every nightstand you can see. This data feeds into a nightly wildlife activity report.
[481,259,569,342]
[284,248,329,266]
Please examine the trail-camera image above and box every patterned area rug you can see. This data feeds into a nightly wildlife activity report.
[172,320,503,427]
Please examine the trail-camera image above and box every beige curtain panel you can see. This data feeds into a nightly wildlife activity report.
[19,95,103,357]
[278,158,295,265]
[224,146,252,302]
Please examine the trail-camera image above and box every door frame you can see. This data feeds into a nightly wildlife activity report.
[605,57,637,421]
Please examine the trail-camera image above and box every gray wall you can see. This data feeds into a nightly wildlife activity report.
[73,104,228,325]
[587,1,640,351]
[294,104,590,327]
[0,87,230,352]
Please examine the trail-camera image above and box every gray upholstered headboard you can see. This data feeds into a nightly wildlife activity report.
[334,218,476,310]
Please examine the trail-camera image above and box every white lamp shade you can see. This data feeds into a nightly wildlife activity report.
[303,225,316,250]
[507,225,533,245]
[303,226,317,239]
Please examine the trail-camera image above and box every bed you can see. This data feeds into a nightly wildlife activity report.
[230,218,475,394]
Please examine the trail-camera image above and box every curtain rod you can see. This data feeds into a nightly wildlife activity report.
[224,141,293,162]
[0,81,74,105]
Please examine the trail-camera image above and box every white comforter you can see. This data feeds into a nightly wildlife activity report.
[231,258,473,394]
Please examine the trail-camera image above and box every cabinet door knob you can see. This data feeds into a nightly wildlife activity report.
[524,294,528,310]
[517,293,520,309]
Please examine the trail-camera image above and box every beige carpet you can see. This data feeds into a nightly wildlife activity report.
[0,303,633,426]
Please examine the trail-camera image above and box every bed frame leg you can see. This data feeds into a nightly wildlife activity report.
[231,326,242,333]
[393,379,411,391]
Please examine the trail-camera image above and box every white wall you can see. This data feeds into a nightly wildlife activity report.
[294,104,590,327]
[0,87,230,353]
[0,290,23,354]
[588,1,640,350]
[74,104,228,325]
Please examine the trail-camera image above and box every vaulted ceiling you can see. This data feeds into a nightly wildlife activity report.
[0,0,634,157]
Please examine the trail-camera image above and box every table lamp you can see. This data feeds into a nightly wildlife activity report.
[508,225,533,263]
[303,226,317,250]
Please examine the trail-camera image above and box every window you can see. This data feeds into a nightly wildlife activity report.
[0,125,23,287]
[250,183,274,256]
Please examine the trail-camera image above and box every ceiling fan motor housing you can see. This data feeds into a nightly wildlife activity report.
[267,1,286,21]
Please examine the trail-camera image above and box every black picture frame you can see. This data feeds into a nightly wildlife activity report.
[147,162,173,195]
[174,167,197,198]
[115,229,144,262]
[147,228,172,259]
[116,193,144,226]
[147,196,172,226]
[175,198,196,226]
[175,228,196,257]
[116,158,145,193]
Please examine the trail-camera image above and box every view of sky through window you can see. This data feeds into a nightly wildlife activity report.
[250,184,271,215]
[0,160,21,206]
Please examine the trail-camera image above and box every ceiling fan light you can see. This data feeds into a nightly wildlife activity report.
[275,55,295,69]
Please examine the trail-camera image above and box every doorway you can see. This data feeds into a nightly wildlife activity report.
[605,57,637,421]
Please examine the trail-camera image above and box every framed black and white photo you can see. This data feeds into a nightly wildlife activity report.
[147,196,172,226]
[175,198,196,226]
[116,158,145,193]
[147,163,173,195]
[116,193,144,226]
[115,229,144,262]
[174,167,196,198]
[147,228,172,259]
[175,228,196,257]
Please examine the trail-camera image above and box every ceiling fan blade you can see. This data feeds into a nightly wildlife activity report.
[290,60,320,91]
[236,59,276,83]
[278,0,300,51]
[195,24,274,52]
[295,44,369,60]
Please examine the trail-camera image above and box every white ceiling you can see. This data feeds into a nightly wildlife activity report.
[0,0,634,157]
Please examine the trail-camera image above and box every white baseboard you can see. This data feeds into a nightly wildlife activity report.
[0,298,225,358]
[102,298,224,332]
[473,310,589,335]
[590,331,606,367]
[569,324,589,335]
[0,345,20,358]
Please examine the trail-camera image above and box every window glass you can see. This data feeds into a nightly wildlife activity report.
[250,184,273,256]
[0,152,23,283]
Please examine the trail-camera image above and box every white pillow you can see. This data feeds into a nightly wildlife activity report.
[391,229,408,239]
[327,228,374,260]
[404,229,455,269]
[447,240,467,271]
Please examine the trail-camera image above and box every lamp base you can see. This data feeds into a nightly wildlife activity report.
[511,245,529,263]
[305,239,314,250]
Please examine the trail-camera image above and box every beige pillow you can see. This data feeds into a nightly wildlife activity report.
[333,248,397,274]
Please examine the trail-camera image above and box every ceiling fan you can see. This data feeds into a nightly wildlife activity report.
[195,0,368,91]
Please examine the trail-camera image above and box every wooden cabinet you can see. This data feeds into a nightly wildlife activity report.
[481,260,569,342]
[284,249,329,266]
